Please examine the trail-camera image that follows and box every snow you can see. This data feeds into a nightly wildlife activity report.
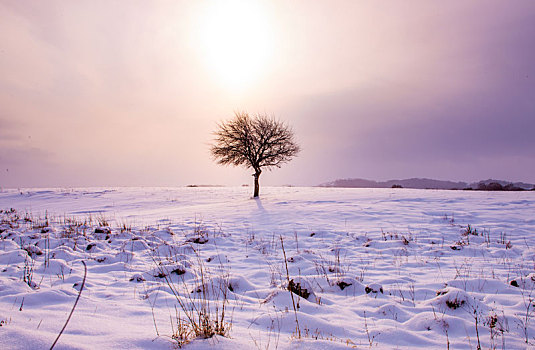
[0,186,534,349]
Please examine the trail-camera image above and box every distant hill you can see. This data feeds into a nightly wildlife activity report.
[319,178,535,190]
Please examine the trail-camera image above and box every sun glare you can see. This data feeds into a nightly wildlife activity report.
[195,1,274,92]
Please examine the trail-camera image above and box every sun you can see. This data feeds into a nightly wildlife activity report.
[195,1,274,91]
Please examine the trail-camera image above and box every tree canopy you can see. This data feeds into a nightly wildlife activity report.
[211,112,300,197]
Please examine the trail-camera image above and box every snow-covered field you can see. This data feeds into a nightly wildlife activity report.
[1,187,534,349]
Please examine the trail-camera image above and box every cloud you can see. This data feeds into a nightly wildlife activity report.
[284,67,535,183]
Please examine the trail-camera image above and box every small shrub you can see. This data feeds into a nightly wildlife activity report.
[129,274,145,282]
[86,243,96,251]
[445,298,465,310]
[288,279,311,299]
[365,284,383,294]
[510,280,519,287]
[171,267,186,276]
[462,225,478,236]
[336,281,352,291]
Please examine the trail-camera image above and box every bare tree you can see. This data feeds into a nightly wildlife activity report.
[210,112,300,197]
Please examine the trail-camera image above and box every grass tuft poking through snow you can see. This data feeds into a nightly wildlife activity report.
[153,244,232,347]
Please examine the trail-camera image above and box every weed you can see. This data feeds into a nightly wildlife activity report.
[485,312,507,350]
[288,279,311,299]
[249,308,282,350]
[187,220,209,244]
[32,211,49,230]
[468,305,482,350]
[22,255,37,289]
[95,214,110,228]
[463,224,479,236]
[280,236,301,338]
[363,311,378,347]
[514,277,535,344]
[50,261,87,349]
[154,246,232,347]
[445,298,465,310]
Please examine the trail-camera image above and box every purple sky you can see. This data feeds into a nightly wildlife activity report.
[1,1,534,188]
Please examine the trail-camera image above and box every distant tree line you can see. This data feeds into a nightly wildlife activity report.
[463,182,535,191]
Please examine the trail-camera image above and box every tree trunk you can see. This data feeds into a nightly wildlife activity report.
[253,171,261,197]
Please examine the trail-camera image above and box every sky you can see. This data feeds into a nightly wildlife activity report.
[1,0,534,188]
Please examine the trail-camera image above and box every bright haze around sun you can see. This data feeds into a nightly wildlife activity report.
[194,1,274,92]
[1,0,534,188]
